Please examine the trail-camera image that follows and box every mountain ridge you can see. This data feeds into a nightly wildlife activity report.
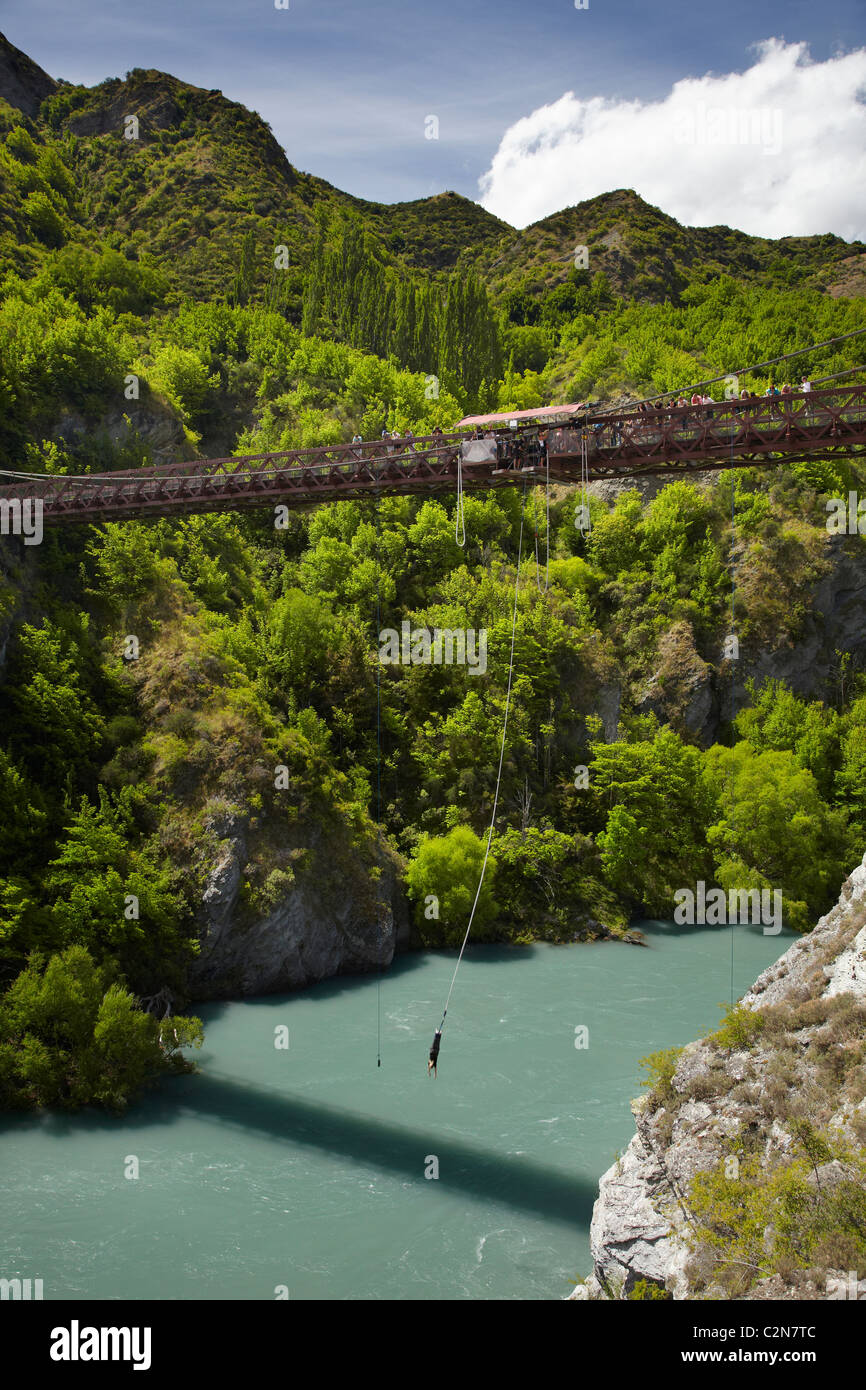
[1,29,863,308]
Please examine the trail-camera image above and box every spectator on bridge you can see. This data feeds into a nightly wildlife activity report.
[801,375,812,392]
[405,428,415,450]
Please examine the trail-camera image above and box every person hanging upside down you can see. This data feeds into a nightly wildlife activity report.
[428,1029,442,1077]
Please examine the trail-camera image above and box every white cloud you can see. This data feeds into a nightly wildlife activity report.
[478,40,866,241]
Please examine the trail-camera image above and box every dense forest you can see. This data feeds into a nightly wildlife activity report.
[1,32,865,1116]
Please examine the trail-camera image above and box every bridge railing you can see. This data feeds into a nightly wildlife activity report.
[84,432,466,483]
[1,435,465,508]
[550,386,866,457]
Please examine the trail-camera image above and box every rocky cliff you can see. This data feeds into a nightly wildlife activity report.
[588,471,866,746]
[572,849,866,1300]
[0,32,56,117]
[188,806,408,999]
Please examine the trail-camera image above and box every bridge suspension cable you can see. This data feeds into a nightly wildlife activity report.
[811,363,866,385]
[600,325,866,415]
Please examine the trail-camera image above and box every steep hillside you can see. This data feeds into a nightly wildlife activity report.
[361,190,510,272]
[476,188,866,305]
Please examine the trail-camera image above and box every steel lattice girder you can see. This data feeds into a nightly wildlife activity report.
[2,388,864,527]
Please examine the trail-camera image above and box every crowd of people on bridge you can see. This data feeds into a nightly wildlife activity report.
[634,375,813,420]
[348,424,454,465]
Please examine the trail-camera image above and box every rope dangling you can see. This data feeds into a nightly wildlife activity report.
[579,427,591,539]
[455,449,466,548]
[433,480,528,1046]
[544,444,550,591]
[532,482,542,590]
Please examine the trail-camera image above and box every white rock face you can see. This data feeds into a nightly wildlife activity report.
[744,850,866,1010]
[825,925,866,999]
[586,1130,691,1298]
[569,850,866,1300]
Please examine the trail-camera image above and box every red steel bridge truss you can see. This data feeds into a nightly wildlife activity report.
[3,386,866,527]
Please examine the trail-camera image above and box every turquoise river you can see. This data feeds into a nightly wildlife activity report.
[0,922,791,1300]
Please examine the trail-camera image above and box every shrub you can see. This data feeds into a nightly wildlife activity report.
[405,825,498,945]
[710,1003,766,1052]
[23,190,66,246]
[639,1045,685,1108]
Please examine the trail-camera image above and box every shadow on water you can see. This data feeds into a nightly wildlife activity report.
[0,1049,597,1233]
[169,1070,598,1231]
[634,919,795,946]
[188,952,424,1022]
[189,946,534,1024]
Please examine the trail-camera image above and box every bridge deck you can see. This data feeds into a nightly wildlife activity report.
[2,387,865,526]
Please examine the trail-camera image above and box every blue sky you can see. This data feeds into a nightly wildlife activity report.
[2,0,865,235]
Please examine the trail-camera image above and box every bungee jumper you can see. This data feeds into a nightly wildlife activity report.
[427,1026,442,1077]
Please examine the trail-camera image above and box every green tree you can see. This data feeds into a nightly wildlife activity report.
[0,946,202,1111]
[590,726,714,914]
[406,826,497,945]
[703,743,849,932]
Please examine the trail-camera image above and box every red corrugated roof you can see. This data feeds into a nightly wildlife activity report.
[455,402,587,427]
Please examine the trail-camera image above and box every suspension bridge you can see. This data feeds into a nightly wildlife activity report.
[2,385,865,528]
